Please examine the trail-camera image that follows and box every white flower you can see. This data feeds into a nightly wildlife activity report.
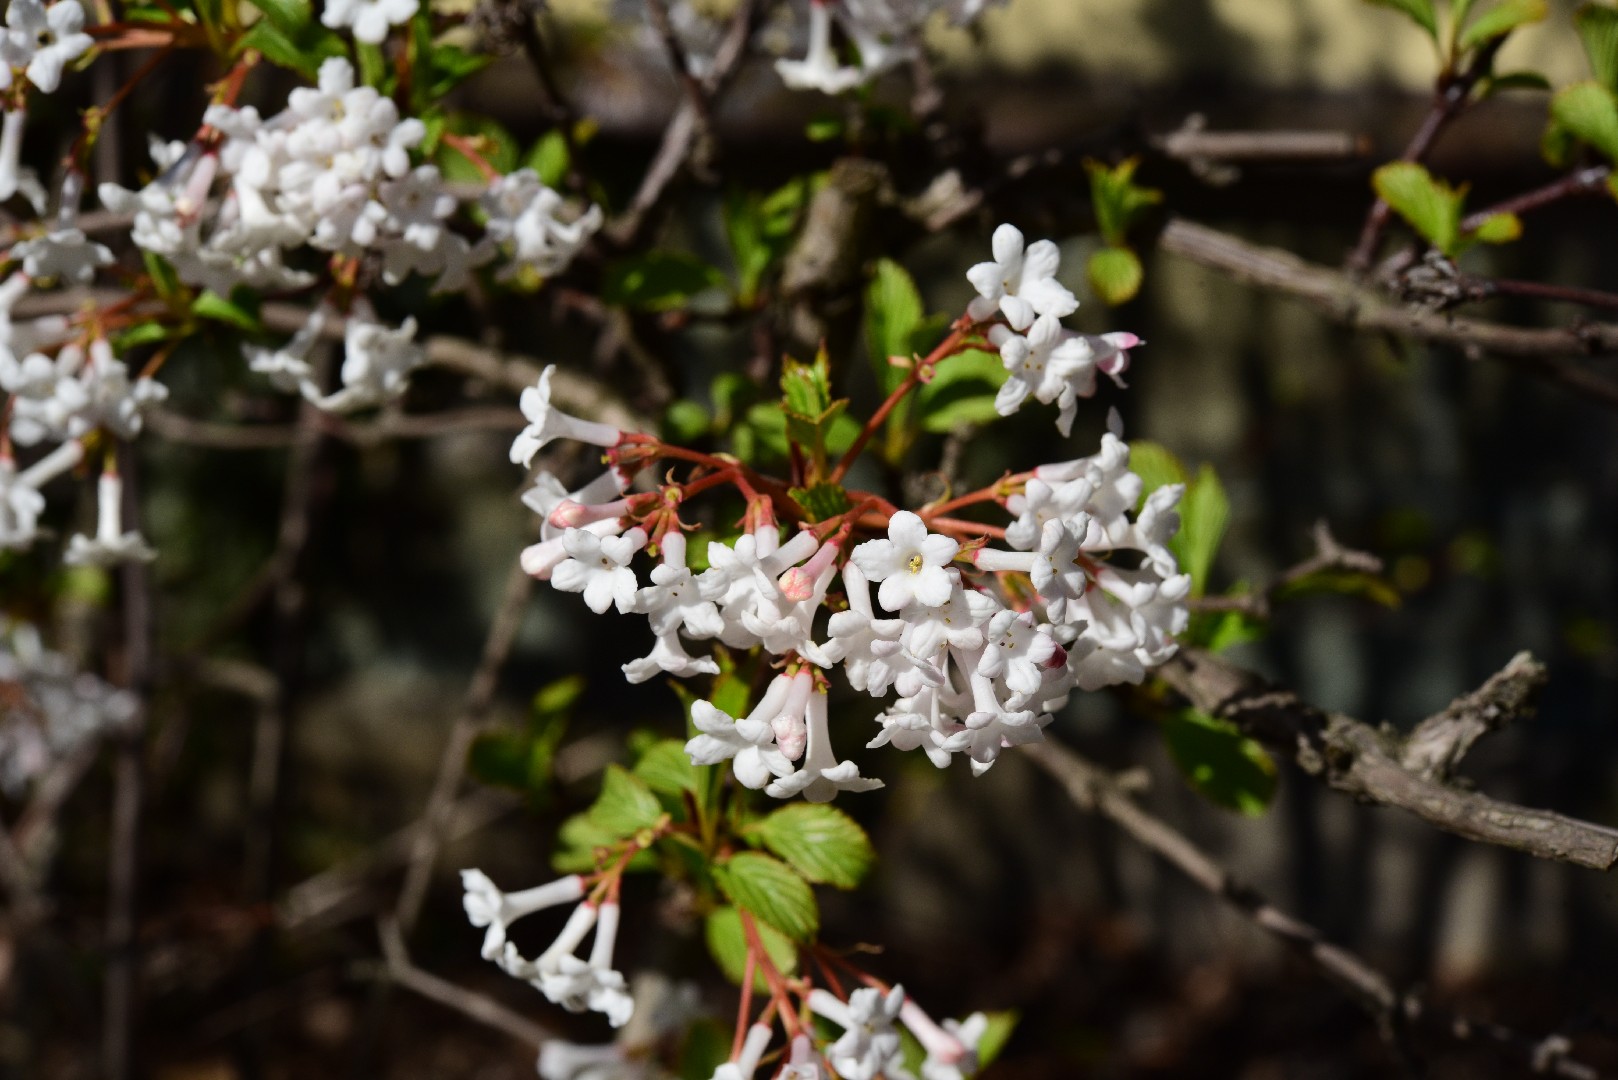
[684,680,794,789]
[246,303,330,395]
[3,0,93,94]
[0,111,23,201]
[551,527,646,615]
[711,1022,774,1080]
[867,689,953,769]
[941,669,1047,776]
[510,365,625,467]
[320,0,418,45]
[64,470,155,567]
[481,171,602,280]
[977,609,1058,702]
[766,689,883,802]
[776,0,864,94]
[898,577,996,661]
[900,1001,988,1080]
[307,308,424,413]
[10,227,112,284]
[520,902,635,1028]
[990,316,1098,435]
[0,439,79,550]
[808,985,906,1080]
[965,224,1078,331]
[518,468,631,579]
[459,869,585,961]
[624,532,722,683]
[822,562,906,694]
[851,510,959,611]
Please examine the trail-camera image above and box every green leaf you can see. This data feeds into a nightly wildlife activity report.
[704,906,799,987]
[603,251,726,312]
[663,399,711,444]
[1372,162,1465,255]
[780,348,852,478]
[420,40,492,101]
[713,852,819,941]
[865,258,924,392]
[467,729,554,795]
[633,739,700,797]
[1470,211,1522,244]
[915,348,1008,434]
[1576,2,1618,90]
[1542,117,1578,167]
[1161,710,1277,816]
[1361,0,1439,39]
[1550,80,1618,161]
[113,322,172,351]
[1458,0,1547,51]
[724,179,807,305]
[524,130,570,189]
[1484,70,1551,94]
[248,0,309,31]
[678,1021,732,1080]
[977,1012,1019,1068]
[755,804,875,889]
[1087,245,1144,306]
[552,811,657,874]
[533,675,585,719]
[588,764,663,839]
[191,290,261,333]
[1273,567,1402,608]
[1129,440,1188,497]
[1177,463,1228,599]
[789,482,853,522]
[434,115,520,183]
[1084,158,1162,248]
[142,251,182,302]
[1202,608,1266,651]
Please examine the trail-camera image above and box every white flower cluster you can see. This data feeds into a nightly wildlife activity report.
[508,227,1187,801]
[776,0,1005,94]
[459,870,635,1028]
[0,619,138,794]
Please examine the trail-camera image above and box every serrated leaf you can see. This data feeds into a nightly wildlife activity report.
[789,482,853,522]
[1577,2,1618,90]
[865,259,924,392]
[603,251,725,312]
[191,290,260,332]
[552,811,656,874]
[713,852,819,941]
[1087,245,1144,306]
[588,764,663,839]
[1373,162,1465,254]
[755,804,875,889]
[633,739,700,797]
[1551,80,1618,161]
[1161,710,1277,816]
[1470,211,1522,243]
[1458,0,1547,51]
[704,906,799,987]
[1362,0,1439,39]
[1084,157,1162,247]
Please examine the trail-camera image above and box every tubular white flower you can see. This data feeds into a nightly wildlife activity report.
[900,1000,988,1080]
[851,510,959,611]
[460,869,585,961]
[0,438,81,551]
[0,111,25,201]
[711,1021,774,1080]
[510,365,625,467]
[64,471,155,567]
[965,224,1078,331]
[684,691,795,790]
[537,1040,629,1080]
[776,0,864,94]
[779,1033,826,1080]
[766,688,883,802]
[551,527,646,615]
[808,985,906,1080]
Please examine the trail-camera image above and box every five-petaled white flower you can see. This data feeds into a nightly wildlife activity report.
[551,527,646,615]
[966,223,1079,331]
[851,510,960,611]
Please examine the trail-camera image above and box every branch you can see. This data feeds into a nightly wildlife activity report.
[1157,648,1618,870]
[1024,739,1602,1079]
[377,917,549,1050]
[1193,519,1382,620]
[1158,218,1618,409]
[1460,166,1613,233]
[1400,651,1547,782]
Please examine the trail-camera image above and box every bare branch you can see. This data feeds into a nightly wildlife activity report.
[1401,652,1547,782]
[1158,218,1618,408]
[1024,739,1602,1079]
[1194,520,1382,620]
[377,917,549,1050]
[1158,648,1618,870]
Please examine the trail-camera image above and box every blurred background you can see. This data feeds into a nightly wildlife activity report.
[9,0,1618,1077]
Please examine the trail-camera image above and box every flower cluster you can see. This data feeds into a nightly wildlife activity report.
[508,225,1187,804]
[0,619,138,794]
[776,0,1006,94]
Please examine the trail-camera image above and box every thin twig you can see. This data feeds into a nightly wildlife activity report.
[393,557,534,932]
[1193,520,1382,620]
[1460,166,1613,233]
[1024,739,1602,1079]
[377,917,549,1049]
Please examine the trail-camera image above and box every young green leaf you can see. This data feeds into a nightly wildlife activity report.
[1550,80,1618,161]
[1128,440,1188,498]
[248,0,310,31]
[724,179,807,305]
[1087,245,1144,306]
[633,739,700,797]
[1372,162,1464,254]
[976,1012,1020,1069]
[588,764,663,838]
[713,852,819,941]
[1457,0,1547,51]
[755,803,875,889]
[552,812,657,874]
[1576,2,1618,90]
[524,130,571,188]
[1176,463,1229,599]
[1470,211,1522,244]
[788,482,854,522]
[191,290,261,333]
[865,258,924,392]
[1084,158,1162,248]
[704,906,800,986]
[1361,0,1439,40]
[1161,710,1277,816]
[603,252,726,312]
